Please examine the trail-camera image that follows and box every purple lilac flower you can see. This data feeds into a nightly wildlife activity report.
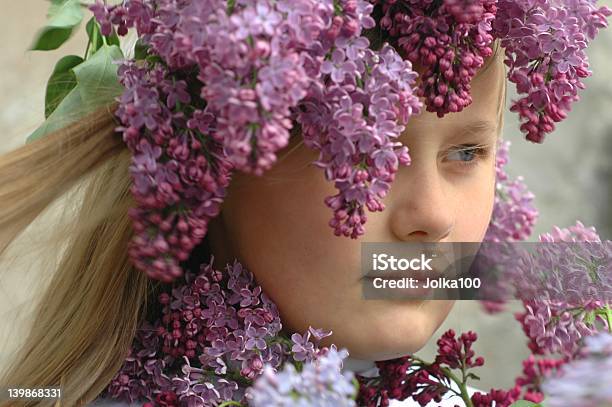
[373,0,498,117]
[515,222,611,357]
[247,347,357,407]
[541,333,612,406]
[91,0,421,280]
[493,0,612,142]
[298,42,420,238]
[103,259,336,406]
[291,326,335,362]
[476,140,538,314]
[485,140,538,243]
[104,260,284,405]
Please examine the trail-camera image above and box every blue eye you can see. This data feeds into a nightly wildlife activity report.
[445,145,489,167]
[449,149,476,161]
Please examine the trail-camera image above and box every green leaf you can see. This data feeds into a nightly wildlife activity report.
[106,31,121,47]
[134,38,150,60]
[73,44,124,102]
[85,17,104,56]
[509,401,542,407]
[45,55,84,118]
[27,45,124,143]
[30,0,84,51]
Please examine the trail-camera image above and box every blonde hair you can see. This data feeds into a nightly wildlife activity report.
[0,42,507,407]
[0,104,153,406]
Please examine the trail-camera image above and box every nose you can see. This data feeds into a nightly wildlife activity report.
[387,160,455,242]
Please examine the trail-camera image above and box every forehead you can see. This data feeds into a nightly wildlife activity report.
[406,53,506,134]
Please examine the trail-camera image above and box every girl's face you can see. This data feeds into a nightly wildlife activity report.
[208,53,505,360]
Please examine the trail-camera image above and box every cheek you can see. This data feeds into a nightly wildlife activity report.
[220,161,362,333]
[451,165,496,241]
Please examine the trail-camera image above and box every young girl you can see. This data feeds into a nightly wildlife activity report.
[0,19,507,404]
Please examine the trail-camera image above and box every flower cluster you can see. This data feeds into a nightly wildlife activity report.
[472,139,539,314]
[493,0,612,142]
[291,327,334,363]
[246,347,357,406]
[484,140,538,242]
[515,222,611,357]
[512,355,567,403]
[298,42,420,238]
[541,332,612,406]
[372,0,498,117]
[102,259,337,406]
[116,60,232,282]
[92,0,424,281]
[357,330,506,407]
[373,0,612,142]
[485,140,538,243]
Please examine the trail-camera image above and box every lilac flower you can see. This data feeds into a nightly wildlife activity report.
[291,332,317,362]
[515,222,611,356]
[540,221,601,243]
[247,347,357,406]
[374,0,498,117]
[485,140,538,243]
[321,48,359,83]
[245,325,269,351]
[103,259,340,406]
[308,326,333,342]
[493,0,612,142]
[299,42,421,239]
[541,333,612,406]
[103,260,285,404]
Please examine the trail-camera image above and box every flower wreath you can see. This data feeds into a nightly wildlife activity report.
[27,0,612,406]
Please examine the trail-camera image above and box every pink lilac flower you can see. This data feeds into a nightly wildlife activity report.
[359,330,492,407]
[485,140,538,243]
[372,0,498,117]
[102,259,330,406]
[247,347,356,407]
[91,0,422,280]
[493,0,612,142]
[512,355,567,403]
[515,222,611,357]
[541,333,612,406]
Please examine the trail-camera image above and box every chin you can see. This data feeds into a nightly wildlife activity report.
[337,300,453,361]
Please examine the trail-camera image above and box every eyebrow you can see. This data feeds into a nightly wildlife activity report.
[454,120,499,141]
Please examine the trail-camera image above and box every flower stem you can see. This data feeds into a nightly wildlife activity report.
[441,367,475,407]
[409,355,474,407]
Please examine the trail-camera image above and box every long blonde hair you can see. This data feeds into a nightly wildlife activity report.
[0,103,153,406]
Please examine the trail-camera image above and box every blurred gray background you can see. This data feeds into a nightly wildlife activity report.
[1,0,610,392]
